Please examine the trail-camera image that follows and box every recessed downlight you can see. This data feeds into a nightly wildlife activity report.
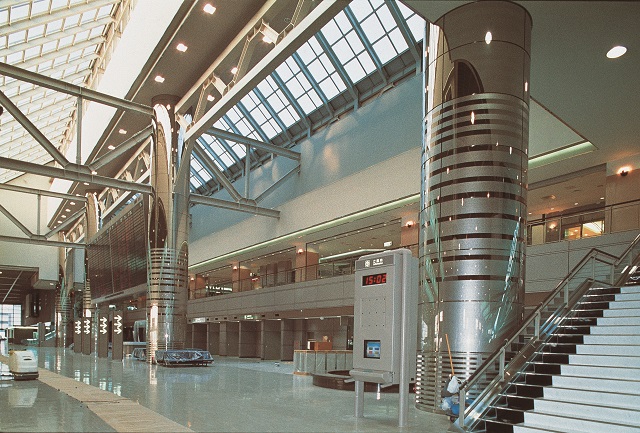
[231,66,238,74]
[176,43,188,52]
[606,45,627,59]
[203,3,216,14]
[207,94,215,102]
[485,31,492,44]
[118,128,127,134]
[154,75,165,83]
[108,145,115,150]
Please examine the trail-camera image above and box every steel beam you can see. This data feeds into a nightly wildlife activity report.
[0,62,153,116]
[0,234,86,249]
[190,194,280,218]
[192,145,243,202]
[255,164,300,203]
[46,208,86,238]
[0,90,69,166]
[184,0,350,142]
[0,157,153,195]
[89,125,153,170]
[0,204,34,238]
[207,126,300,161]
[0,183,86,202]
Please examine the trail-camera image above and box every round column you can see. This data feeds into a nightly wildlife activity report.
[146,95,190,362]
[417,1,531,411]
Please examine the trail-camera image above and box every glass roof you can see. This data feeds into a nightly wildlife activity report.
[0,0,128,183]
[189,0,424,192]
[0,0,424,191]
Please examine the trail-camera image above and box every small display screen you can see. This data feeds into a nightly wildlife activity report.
[364,340,381,359]
[362,273,387,286]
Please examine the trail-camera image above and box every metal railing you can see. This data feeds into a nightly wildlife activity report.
[454,232,640,431]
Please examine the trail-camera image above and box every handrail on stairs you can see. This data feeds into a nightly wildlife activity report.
[453,233,640,431]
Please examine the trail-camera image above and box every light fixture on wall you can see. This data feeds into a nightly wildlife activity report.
[297,248,304,254]
[618,166,631,177]
[405,220,415,228]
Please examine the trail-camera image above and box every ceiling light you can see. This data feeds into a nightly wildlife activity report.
[176,43,188,52]
[606,45,627,59]
[485,31,492,44]
[231,66,238,74]
[65,208,70,212]
[57,220,62,224]
[91,170,97,175]
[154,75,165,83]
[83,182,89,186]
[207,94,215,102]
[70,202,75,205]
[118,129,127,134]
[263,35,274,44]
[203,3,216,14]
[574,202,578,206]
[62,215,67,218]
[108,145,115,150]
[600,197,605,200]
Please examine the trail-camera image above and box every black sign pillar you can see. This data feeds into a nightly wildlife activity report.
[73,319,82,353]
[97,311,109,358]
[82,316,92,355]
[111,310,124,361]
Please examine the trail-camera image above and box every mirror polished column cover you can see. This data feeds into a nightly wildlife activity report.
[146,95,189,362]
[417,1,531,411]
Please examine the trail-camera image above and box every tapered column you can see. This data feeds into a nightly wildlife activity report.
[417,1,531,411]
[146,95,190,362]
[82,192,99,354]
[55,234,71,347]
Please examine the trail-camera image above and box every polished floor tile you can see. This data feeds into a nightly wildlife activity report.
[2,346,453,432]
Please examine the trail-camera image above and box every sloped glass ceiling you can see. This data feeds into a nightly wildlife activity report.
[189,0,423,193]
[0,0,129,183]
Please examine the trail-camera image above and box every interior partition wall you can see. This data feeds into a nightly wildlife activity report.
[417,1,531,411]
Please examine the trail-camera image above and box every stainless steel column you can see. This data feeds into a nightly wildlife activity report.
[55,235,71,347]
[146,95,190,362]
[417,1,531,411]
[82,192,99,354]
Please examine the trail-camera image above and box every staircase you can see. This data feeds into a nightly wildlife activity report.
[481,284,640,433]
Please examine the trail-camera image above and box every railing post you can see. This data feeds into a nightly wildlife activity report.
[459,388,466,428]
[534,311,540,339]
[499,347,506,381]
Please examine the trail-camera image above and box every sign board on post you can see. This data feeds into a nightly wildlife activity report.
[73,318,82,353]
[82,315,92,355]
[349,249,418,427]
[97,311,109,358]
[111,310,123,361]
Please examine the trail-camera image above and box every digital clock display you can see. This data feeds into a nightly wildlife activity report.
[362,273,387,286]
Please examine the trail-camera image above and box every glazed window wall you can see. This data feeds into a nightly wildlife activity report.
[189,220,419,300]
[0,304,22,339]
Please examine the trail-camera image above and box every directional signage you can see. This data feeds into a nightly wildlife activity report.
[73,319,82,353]
[97,311,109,359]
[111,310,123,361]
[82,316,92,355]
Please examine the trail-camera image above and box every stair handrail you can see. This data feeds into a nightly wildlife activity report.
[454,247,618,431]
[613,232,640,286]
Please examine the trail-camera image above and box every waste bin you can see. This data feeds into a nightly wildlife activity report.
[8,350,38,380]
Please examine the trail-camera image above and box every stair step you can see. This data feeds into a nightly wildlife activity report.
[583,334,640,345]
[534,398,640,426]
[597,316,640,326]
[576,344,640,356]
[602,308,640,317]
[516,372,554,386]
[513,425,591,433]
[507,383,545,398]
[568,353,640,368]
[620,285,640,294]
[522,411,640,433]
[614,293,640,302]
[590,324,640,335]
[609,300,640,309]
[543,386,640,410]
[535,352,570,364]
[485,419,516,433]
[553,374,640,394]
[561,363,640,380]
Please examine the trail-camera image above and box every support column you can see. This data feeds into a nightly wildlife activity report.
[146,95,190,362]
[417,1,531,411]
[55,237,71,348]
[82,192,99,354]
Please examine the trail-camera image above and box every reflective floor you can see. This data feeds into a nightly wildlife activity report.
[2,345,452,432]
